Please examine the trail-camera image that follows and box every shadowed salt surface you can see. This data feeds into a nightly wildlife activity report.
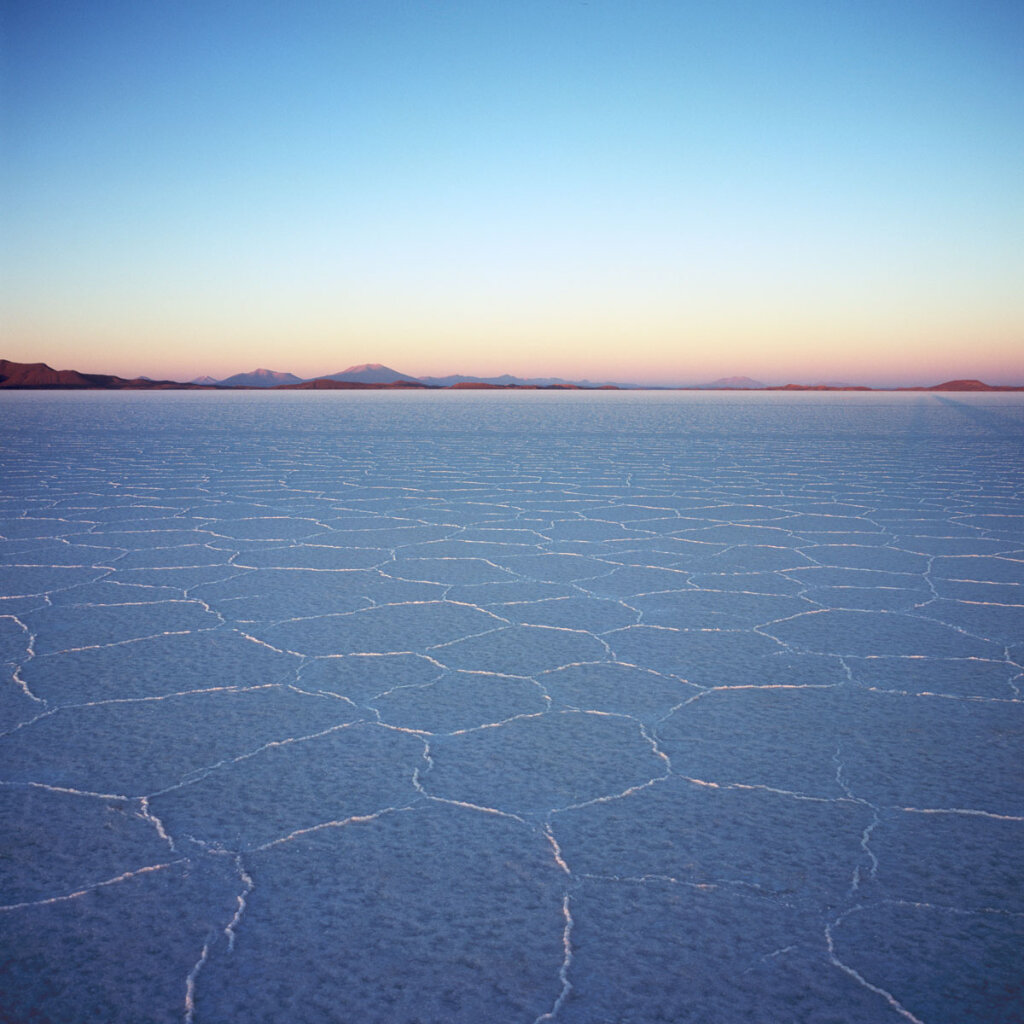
[1,389,1022,1023]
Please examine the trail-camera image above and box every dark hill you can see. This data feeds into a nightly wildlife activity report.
[0,359,205,389]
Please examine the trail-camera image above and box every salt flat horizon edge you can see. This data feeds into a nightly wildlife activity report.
[2,356,1023,391]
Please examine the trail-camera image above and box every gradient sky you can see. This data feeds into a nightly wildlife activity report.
[2,0,1022,385]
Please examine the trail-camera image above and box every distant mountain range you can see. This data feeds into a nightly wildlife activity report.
[0,358,208,390]
[3,358,1022,392]
[189,363,626,389]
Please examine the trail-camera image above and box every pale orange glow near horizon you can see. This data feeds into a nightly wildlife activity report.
[3,3,1022,389]
[6,310,1022,388]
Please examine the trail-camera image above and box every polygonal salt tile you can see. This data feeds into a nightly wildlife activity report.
[891,536,1017,557]
[390,539,537,560]
[845,655,1017,699]
[0,786,172,904]
[21,629,298,704]
[151,722,424,849]
[608,516,693,537]
[433,623,607,675]
[605,625,785,683]
[371,669,546,733]
[584,503,681,523]
[912,598,1024,644]
[69,506,186,525]
[953,514,1024,539]
[194,804,566,1024]
[46,580,185,607]
[558,881,886,1024]
[191,569,374,622]
[799,544,930,573]
[0,686,354,795]
[836,690,1024,815]
[0,520,88,544]
[112,566,244,589]
[0,566,106,598]
[633,590,809,630]
[426,710,665,815]
[384,557,516,585]
[298,653,444,704]
[325,571,447,605]
[76,529,208,550]
[454,527,548,544]
[609,538,729,568]
[22,600,222,654]
[442,579,575,607]
[542,519,643,542]
[233,545,391,570]
[0,857,239,1024]
[782,501,871,516]
[552,774,868,903]
[695,502,792,523]
[110,545,233,568]
[539,661,699,722]
[802,531,897,547]
[411,503,514,527]
[189,501,281,518]
[931,578,1024,603]
[0,518,82,539]
[801,585,927,611]
[688,571,807,595]
[0,596,47,620]
[674,524,807,547]
[764,609,1001,658]
[581,564,693,599]
[658,686,851,798]
[205,517,327,541]
[830,903,1024,1024]
[699,545,818,571]
[314,525,455,547]
[494,596,637,632]
[929,555,1024,584]
[777,514,884,534]
[784,566,930,591]
[864,809,1024,913]
[490,552,614,583]
[258,601,503,657]
[0,539,123,565]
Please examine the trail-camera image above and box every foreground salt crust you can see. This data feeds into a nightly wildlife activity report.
[0,390,1022,1023]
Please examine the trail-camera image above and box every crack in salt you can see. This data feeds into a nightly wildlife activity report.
[825,914,926,1024]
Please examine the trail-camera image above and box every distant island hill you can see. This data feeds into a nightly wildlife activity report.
[1,359,1022,392]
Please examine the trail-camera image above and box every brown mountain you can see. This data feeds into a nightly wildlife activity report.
[926,379,1023,392]
[0,359,208,389]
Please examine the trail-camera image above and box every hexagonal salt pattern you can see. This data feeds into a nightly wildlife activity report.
[1,390,1021,1024]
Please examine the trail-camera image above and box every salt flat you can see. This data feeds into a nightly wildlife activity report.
[1,390,1022,1023]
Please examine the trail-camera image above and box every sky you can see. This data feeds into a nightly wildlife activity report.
[2,0,1022,386]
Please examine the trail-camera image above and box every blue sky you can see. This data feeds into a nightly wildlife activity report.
[2,0,1022,384]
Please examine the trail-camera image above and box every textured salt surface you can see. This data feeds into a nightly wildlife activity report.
[1,389,1022,1023]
